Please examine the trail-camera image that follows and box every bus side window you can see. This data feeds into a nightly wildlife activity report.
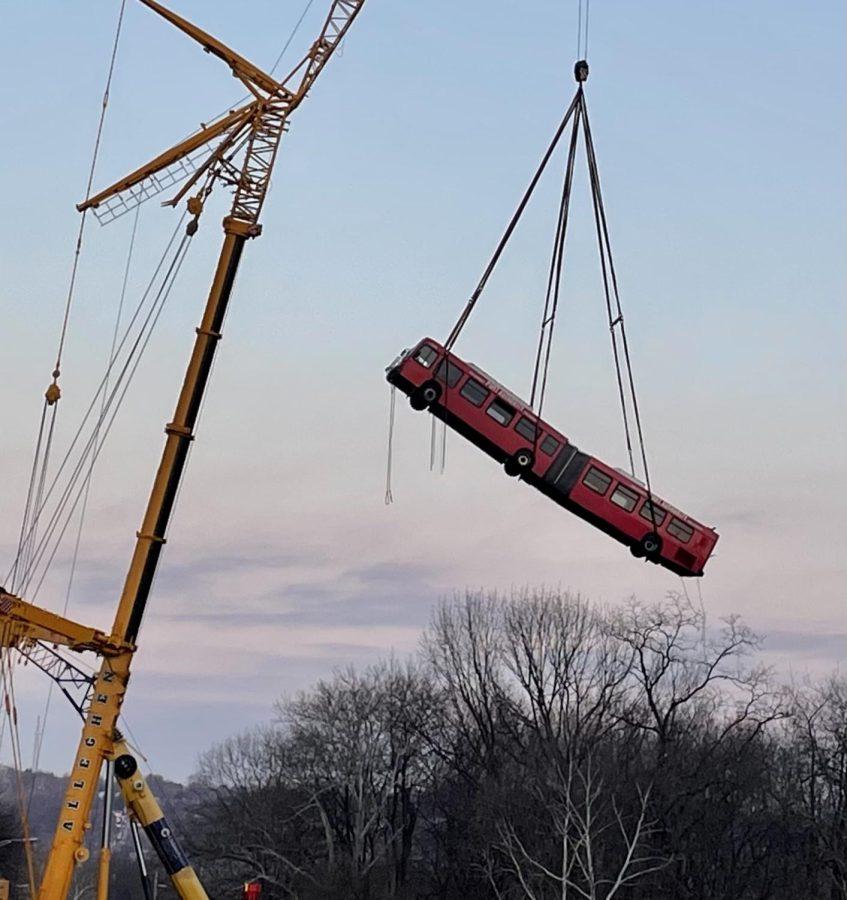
[486,398,516,426]
[540,435,560,455]
[436,359,463,388]
[639,500,667,527]
[667,518,694,543]
[515,416,537,441]
[460,377,489,407]
[583,467,612,495]
[610,485,640,512]
[414,344,438,368]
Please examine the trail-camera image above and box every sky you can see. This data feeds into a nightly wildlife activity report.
[0,0,844,783]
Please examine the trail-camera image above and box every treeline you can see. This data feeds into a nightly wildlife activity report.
[186,589,845,899]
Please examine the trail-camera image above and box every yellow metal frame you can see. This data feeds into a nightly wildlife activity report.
[1,1,367,897]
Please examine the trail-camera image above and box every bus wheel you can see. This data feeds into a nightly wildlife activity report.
[505,449,534,477]
[639,532,663,559]
[411,381,441,410]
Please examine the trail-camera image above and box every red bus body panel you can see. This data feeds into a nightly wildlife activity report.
[387,338,719,577]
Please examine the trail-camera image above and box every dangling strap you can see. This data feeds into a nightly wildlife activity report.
[384,385,397,505]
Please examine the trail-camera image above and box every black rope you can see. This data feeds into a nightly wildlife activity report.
[444,89,582,351]
[581,96,657,518]
[582,117,637,477]
[438,70,657,531]
[530,91,583,419]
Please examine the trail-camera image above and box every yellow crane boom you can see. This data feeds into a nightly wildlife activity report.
[0,1,366,897]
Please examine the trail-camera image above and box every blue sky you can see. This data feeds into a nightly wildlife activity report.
[0,0,844,781]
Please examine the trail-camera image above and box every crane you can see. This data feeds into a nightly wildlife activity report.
[0,0,366,896]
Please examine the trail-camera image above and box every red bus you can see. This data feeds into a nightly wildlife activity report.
[387,338,718,577]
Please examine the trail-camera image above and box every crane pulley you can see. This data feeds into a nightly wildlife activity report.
[1,1,367,897]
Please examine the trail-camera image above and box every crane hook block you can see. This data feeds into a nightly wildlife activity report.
[45,382,61,405]
[574,59,589,82]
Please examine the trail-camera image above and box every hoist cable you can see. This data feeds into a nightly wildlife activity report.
[18,408,59,592]
[24,245,188,603]
[581,98,656,512]
[21,232,192,599]
[444,89,582,350]
[9,0,127,594]
[8,406,47,592]
[28,207,141,806]
[54,0,127,373]
[13,227,189,596]
[577,0,583,59]
[530,93,583,417]
[576,0,591,60]
[269,0,316,75]
[3,216,186,590]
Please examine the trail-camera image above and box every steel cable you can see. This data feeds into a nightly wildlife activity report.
[3,216,186,589]
[21,232,192,600]
[9,0,128,594]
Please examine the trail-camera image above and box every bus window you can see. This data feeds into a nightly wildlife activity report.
[414,344,438,368]
[436,359,463,387]
[583,467,612,495]
[540,435,560,455]
[639,500,667,527]
[610,484,640,512]
[486,398,515,426]
[515,416,537,441]
[667,518,694,543]
[460,377,489,407]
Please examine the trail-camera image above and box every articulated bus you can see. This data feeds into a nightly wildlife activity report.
[387,338,718,577]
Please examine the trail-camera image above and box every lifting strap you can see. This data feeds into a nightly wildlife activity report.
[444,89,581,351]
[443,66,659,524]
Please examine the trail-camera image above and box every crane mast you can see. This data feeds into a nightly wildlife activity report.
[0,1,366,897]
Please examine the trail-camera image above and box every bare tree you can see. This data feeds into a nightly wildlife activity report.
[785,675,847,898]
[192,725,321,896]
[493,757,668,900]
[499,589,633,765]
[279,659,438,897]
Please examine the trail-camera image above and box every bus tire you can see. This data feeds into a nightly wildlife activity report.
[410,381,441,410]
[505,449,534,477]
[639,532,663,559]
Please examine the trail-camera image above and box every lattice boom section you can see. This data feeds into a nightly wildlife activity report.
[89,146,208,225]
[229,0,365,226]
[230,104,288,224]
[18,643,95,719]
